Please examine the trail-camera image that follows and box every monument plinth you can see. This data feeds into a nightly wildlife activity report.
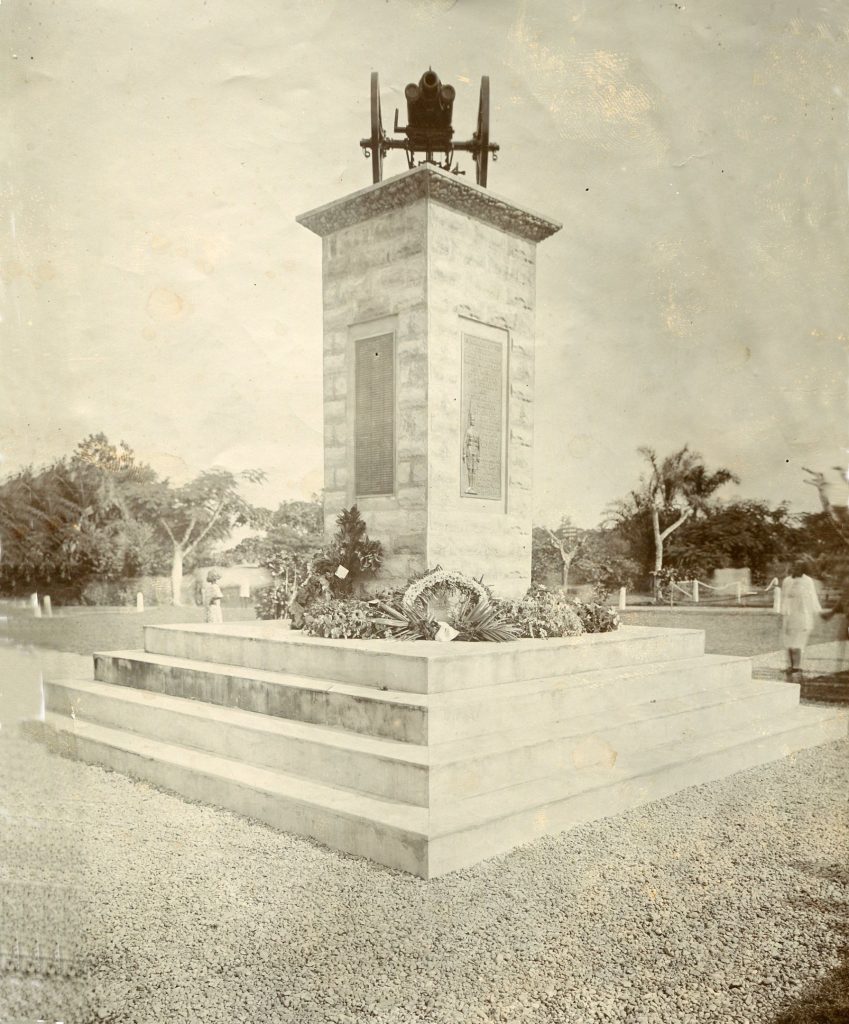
[297,166,560,597]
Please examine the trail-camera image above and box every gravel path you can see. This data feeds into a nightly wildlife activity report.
[1,733,847,1024]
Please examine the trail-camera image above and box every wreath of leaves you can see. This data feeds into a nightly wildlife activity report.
[401,566,489,613]
[367,567,517,642]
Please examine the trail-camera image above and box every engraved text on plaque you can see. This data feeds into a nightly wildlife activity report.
[461,332,506,500]
[355,334,394,495]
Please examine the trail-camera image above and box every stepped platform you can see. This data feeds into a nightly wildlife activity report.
[35,622,847,878]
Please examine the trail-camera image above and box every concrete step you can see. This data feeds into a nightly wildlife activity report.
[429,654,753,742]
[94,648,747,746]
[427,706,849,876]
[34,700,846,880]
[44,679,429,806]
[429,676,801,800]
[94,650,428,744]
[45,672,791,810]
[141,622,706,694]
[36,715,430,877]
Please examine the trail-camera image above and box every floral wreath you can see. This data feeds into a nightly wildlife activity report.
[402,567,489,613]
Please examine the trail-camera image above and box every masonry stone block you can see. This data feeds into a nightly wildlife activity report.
[298,167,560,597]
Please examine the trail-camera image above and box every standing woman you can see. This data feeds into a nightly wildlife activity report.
[780,562,822,679]
[205,570,224,624]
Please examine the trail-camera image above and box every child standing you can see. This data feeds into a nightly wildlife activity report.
[205,570,224,624]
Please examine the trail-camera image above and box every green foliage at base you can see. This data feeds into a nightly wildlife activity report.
[254,582,292,621]
[313,506,383,598]
[299,573,620,642]
[571,599,620,633]
[368,566,517,642]
[496,586,585,639]
[254,506,383,622]
[302,598,386,640]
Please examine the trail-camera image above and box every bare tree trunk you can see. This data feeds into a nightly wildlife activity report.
[546,529,581,593]
[803,468,849,543]
[651,506,692,596]
[650,507,663,596]
[651,507,663,574]
[171,545,184,606]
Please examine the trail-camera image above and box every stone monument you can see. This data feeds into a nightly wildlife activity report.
[296,166,559,596]
[35,70,847,880]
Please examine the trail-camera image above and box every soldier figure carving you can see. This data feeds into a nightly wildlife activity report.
[463,406,481,494]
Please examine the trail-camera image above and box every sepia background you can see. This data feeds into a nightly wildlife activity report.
[3,0,848,526]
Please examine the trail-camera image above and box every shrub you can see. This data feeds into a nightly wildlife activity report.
[498,585,585,639]
[254,582,291,621]
[255,551,319,621]
[303,598,385,640]
[313,506,383,597]
[80,579,137,606]
[571,599,620,634]
[255,506,383,620]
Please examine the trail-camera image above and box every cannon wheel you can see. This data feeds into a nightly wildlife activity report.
[474,76,490,187]
[369,71,384,184]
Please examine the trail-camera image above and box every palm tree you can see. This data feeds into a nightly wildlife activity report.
[637,445,738,589]
[803,467,849,545]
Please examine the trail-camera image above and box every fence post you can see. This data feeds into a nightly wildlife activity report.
[30,593,42,618]
[772,586,781,613]
[736,581,743,605]
[692,580,699,603]
[618,586,627,610]
[136,592,145,612]
[42,595,52,617]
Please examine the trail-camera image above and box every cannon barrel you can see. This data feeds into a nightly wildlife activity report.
[405,69,455,129]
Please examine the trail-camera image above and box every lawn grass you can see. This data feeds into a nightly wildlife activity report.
[3,602,846,662]
[619,608,845,657]
[0,604,258,656]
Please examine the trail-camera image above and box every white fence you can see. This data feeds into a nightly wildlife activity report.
[618,578,782,611]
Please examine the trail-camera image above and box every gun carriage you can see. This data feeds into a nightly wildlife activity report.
[360,69,499,188]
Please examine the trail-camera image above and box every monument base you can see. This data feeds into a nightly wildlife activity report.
[36,622,847,878]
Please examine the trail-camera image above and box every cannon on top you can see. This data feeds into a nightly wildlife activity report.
[360,69,499,188]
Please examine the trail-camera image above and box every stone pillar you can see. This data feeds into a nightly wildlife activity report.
[297,167,560,598]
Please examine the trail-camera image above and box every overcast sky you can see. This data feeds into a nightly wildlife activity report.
[3,0,848,527]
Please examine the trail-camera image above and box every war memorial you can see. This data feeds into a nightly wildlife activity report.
[38,71,847,879]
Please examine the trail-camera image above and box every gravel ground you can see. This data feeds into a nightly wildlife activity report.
[1,733,847,1024]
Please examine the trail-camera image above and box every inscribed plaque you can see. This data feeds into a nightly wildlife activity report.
[461,333,505,500]
[355,334,394,495]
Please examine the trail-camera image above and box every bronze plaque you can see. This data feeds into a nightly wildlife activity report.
[355,334,395,495]
[461,333,505,500]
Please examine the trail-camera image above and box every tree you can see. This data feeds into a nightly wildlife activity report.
[664,499,796,583]
[532,517,584,590]
[0,437,163,597]
[803,467,849,545]
[128,468,265,604]
[73,433,144,477]
[571,530,642,597]
[219,497,324,565]
[634,445,738,590]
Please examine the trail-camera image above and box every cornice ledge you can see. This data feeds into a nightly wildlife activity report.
[296,167,561,244]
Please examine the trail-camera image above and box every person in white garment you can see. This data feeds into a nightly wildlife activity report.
[780,563,822,678]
